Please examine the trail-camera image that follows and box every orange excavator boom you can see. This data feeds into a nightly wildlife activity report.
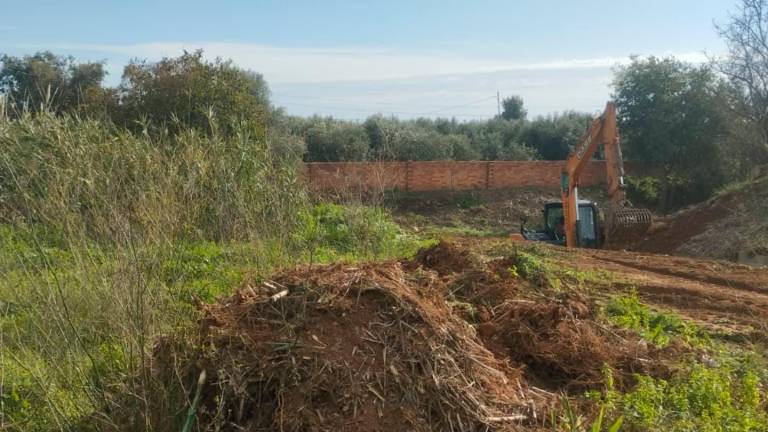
[560,102,652,248]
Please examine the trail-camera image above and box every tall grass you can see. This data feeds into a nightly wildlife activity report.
[0,112,308,431]
[0,112,305,244]
[0,110,426,430]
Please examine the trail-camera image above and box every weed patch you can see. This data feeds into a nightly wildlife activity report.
[613,359,768,431]
[161,241,244,303]
[603,290,707,347]
[505,244,617,293]
[293,203,427,263]
[593,292,767,431]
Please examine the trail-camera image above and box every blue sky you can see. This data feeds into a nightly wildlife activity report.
[1,0,733,119]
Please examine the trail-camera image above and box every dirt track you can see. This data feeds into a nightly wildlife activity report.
[561,247,768,334]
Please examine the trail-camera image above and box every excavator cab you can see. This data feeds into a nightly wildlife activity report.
[521,200,602,248]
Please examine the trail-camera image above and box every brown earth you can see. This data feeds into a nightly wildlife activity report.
[634,193,735,255]
[634,172,768,261]
[138,240,768,432]
[408,239,475,275]
[389,188,608,237]
[568,247,768,335]
[389,171,768,264]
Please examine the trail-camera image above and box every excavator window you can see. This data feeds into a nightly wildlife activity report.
[577,206,598,246]
[545,207,565,237]
[543,202,600,247]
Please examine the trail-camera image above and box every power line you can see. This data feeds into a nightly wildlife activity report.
[419,95,498,115]
[273,93,441,109]
[278,102,494,119]
[276,101,425,116]
[274,94,498,118]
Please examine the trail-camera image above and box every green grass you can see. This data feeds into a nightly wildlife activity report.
[0,109,429,430]
[293,202,432,264]
[501,244,621,293]
[619,361,767,431]
[590,293,768,431]
[0,203,426,430]
[586,354,768,432]
[423,223,502,238]
[394,211,505,238]
[603,290,708,348]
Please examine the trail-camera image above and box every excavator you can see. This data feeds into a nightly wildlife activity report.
[520,102,652,249]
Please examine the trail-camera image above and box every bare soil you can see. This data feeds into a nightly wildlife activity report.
[569,247,768,335]
[635,172,768,262]
[388,188,607,234]
[634,194,735,255]
[142,239,762,431]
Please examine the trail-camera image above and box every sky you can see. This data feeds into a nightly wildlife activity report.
[0,0,734,120]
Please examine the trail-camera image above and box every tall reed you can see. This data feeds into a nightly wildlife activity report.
[0,111,306,431]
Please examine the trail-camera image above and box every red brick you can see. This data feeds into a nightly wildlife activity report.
[304,160,644,192]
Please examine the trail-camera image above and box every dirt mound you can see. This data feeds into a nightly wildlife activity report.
[140,242,692,431]
[482,300,669,392]
[635,194,734,255]
[409,240,475,275]
[636,172,768,263]
[155,262,530,431]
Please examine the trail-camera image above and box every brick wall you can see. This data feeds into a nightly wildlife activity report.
[305,160,645,192]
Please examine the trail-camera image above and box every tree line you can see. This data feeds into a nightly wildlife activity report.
[2,0,768,210]
[0,50,591,163]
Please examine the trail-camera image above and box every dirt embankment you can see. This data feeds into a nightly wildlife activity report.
[635,173,768,263]
[387,173,768,265]
[142,241,691,432]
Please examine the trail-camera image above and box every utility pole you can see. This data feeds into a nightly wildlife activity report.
[496,91,501,117]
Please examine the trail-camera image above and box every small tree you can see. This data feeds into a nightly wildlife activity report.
[613,57,729,209]
[0,51,108,115]
[446,134,480,160]
[116,50,270,136]
[501,95,527,121]
[390,129,452,161]
[715,0,768,161]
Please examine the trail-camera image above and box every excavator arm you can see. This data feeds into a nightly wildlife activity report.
[561,102,652,248]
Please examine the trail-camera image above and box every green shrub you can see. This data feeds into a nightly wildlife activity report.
[603,290,706,347]
[626,175,660,208]
[620,362,767,431]
[294,203,422,262]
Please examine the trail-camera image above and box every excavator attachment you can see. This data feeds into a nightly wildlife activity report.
[605,206,653,248]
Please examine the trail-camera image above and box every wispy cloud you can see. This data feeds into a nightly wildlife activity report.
[6,41,712,118]
[10,41,708,85]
